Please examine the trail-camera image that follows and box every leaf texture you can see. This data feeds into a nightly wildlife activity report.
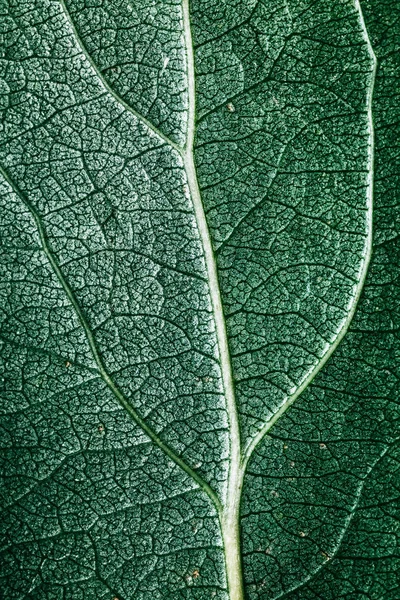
[0,1,397,599]
[242,1,400,598]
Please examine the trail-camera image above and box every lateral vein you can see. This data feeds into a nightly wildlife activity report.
[59,0,183,155]
[0,163,222,513]
[242,0,378,468]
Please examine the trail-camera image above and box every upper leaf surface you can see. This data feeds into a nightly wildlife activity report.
[192,0,373,443]
[59,0,373,449]
[0,0,229,496]
[0,183,225,594]
[241,1,400,597]
[0,0,381,599]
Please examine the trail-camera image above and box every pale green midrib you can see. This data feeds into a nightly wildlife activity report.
[59,0,183,156]
[182,3,245,600]
[181,0,242,497]
[242,0,378,469]
[0,163,222,513]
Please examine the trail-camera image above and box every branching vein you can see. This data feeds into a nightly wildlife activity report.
[0,163,222,513]
[59,0,183,155]
[242,0,378,466]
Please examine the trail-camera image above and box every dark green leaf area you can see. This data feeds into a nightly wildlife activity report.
[192,0,373,442]
[242,374,399,599]
[63,0,188,145]
[0,178,227,598]
[361,0,400,248]
[242,1,400,598]
[0,354,225,600]
[0,1,230,494]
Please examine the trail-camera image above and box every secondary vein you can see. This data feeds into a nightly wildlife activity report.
[59,0,183,155]
[242,0,378,468]
[0,163,222,514]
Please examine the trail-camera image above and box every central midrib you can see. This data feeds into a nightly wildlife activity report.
[181,3,246,600]
[181,0,243,509]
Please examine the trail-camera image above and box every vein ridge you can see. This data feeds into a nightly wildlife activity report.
[181,2,245,599]
[59,0,182,155]
[242,0,378,468]
[0,163,222,513]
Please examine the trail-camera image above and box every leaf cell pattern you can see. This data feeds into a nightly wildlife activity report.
[0,1,398,599]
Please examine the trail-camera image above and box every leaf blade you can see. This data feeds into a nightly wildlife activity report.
[192,0,374,445]
[241,1,400,597]
[1,0,395,599]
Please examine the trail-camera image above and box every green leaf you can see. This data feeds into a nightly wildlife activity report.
[0,1,397,599]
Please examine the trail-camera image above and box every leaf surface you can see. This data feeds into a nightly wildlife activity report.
[0,1,397,599]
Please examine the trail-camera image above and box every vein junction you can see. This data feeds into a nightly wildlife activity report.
[57,1,375,492]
